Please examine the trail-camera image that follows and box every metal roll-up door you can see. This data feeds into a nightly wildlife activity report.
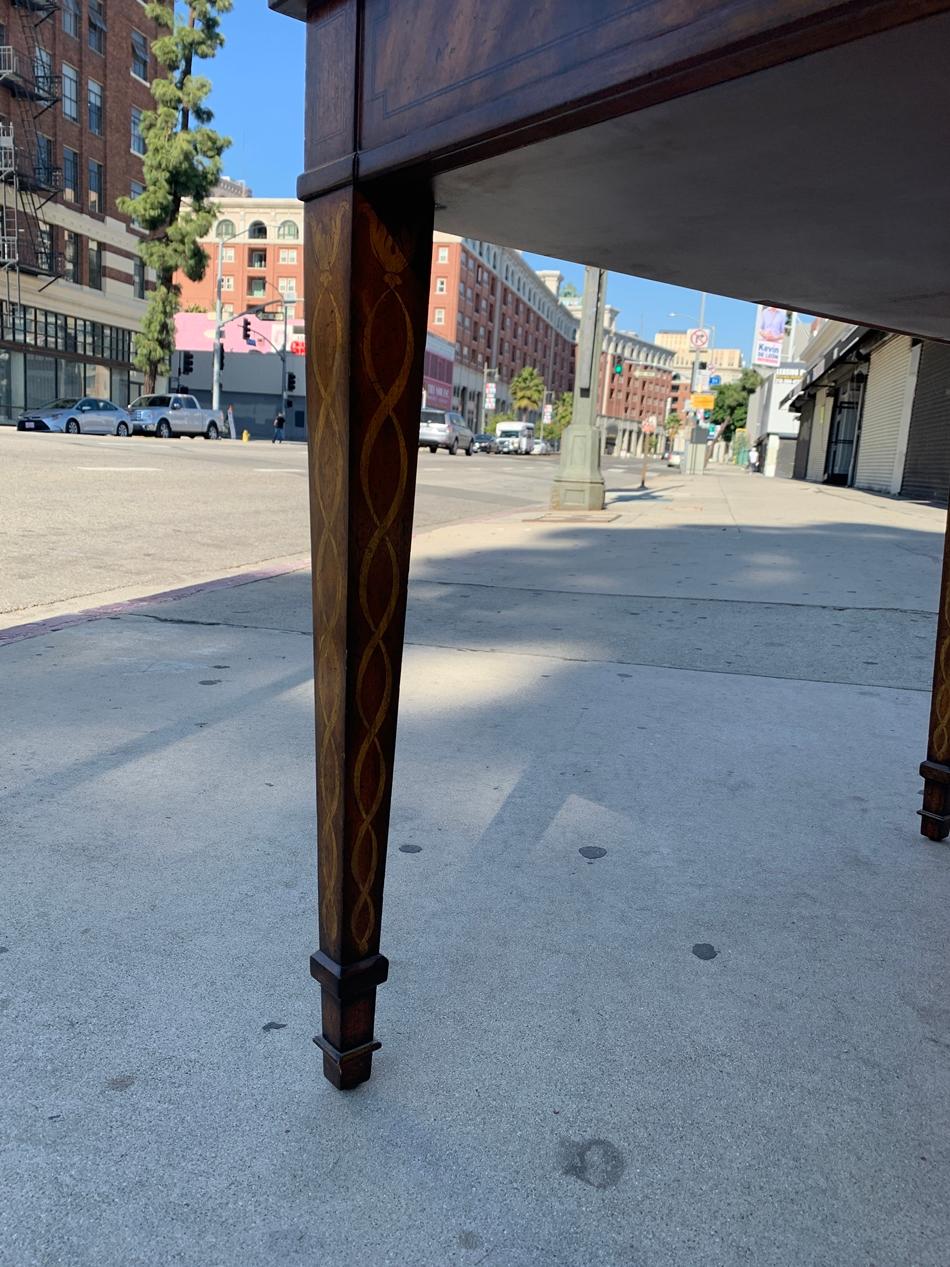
[793,398,814,480]
[806,388,832,481]
[854,335,913,493]
[901,342,950,503]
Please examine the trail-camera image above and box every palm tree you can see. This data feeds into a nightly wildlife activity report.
[510,366,545,419]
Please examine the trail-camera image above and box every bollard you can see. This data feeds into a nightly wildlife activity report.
[242,429,250,443]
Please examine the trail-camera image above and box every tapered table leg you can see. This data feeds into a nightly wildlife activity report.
[920,506,950,841]
[304,176,434,1087]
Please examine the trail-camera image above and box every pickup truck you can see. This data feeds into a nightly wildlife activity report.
[128,393,225,439]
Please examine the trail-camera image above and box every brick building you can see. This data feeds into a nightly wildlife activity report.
[176,196,304,337]
[428,232,577,429]
[0,0,160,417]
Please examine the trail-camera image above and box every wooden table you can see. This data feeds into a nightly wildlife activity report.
[268,0,950,1088]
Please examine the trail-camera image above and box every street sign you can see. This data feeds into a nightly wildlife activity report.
[542,403,553,424]
[290,339,306,356]
[687,327,711,351]
[642,420,656,434]
[709,374,721,386]
[690,392,716,410]
[485,381,496,410]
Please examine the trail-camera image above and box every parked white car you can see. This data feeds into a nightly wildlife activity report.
[17,397,134,435]
[418,408,474,455]
[129,393,225,439]
[532,439,552,454]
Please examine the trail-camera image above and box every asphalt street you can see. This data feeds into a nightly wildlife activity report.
[1,430,567,626]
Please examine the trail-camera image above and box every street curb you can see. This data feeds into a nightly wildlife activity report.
[0,557,311,647]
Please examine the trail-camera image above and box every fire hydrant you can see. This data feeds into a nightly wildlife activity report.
[242,429,250,443]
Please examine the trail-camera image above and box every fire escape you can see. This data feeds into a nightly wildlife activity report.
[0,0,63,304]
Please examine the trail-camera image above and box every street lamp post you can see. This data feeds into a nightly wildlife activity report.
[246,289,296,423]
[209,227,297,422]
[550,265,607,510]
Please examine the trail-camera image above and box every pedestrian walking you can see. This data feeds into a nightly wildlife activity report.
[272,411,285,444]
[226,403,236,440]
[748,445,760,473]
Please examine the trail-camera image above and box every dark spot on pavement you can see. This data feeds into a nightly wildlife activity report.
[617,673,632,678]
[558,1138,625,1189]
[458,1231,481,1250]
[692,943,718,960]
[47,1114,61,1121]
[107,1075,136,1091]
[399,844,422,854]
[0,946,8,953]
[212,665,230,669]
[199,679,221,686]
[579,846,606,860]
[265,782,274,787]
[262,1021,287,1032]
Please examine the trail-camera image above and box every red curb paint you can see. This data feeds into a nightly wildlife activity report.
[0,557,311,646]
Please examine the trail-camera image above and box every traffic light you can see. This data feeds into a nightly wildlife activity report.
[241,317,251,341]
[181,351,194,376]
[218,344,225,371]
[285,396,294,412]
[613,359,623,375]
[286,372,296,393]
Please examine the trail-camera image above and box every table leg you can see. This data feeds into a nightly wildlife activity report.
[920,506,950,841]
[304,175,434,1086]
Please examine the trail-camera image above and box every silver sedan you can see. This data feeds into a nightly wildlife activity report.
[17,397,134,436]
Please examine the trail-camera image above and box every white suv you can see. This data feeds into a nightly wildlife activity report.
[418,408,474,456]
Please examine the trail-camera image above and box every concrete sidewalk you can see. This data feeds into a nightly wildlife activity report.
[3,466,950,1266]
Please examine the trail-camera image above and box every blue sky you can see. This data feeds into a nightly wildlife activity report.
[208,5,759,355]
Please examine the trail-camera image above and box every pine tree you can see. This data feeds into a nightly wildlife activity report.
[118,1,232,392]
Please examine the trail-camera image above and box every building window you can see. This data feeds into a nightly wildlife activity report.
[434,308,445,325]
[63,0,80,39]
[215,219,235,239]
[63,230,80,283]
[35,134,53,187]
[87,79,103,133]
[222,247,235,262]
[435,277,446,294]
[33,46,52,96]
[131,29,149,80]
[221,304,234,319]
[131,108,145,155]
[88,159,103,212]
[247,277,266,298]
[247,248,266,269]
[63,65,79,121]
[133,257,145,299]
[221,275,234,291]
[437,246,448,262]
[88,0,105,54]
[87,240,102,289]
[278,248,296,264]
[248,220,267,239]
[63,147,79,203]
[276,219,298,240]
[128,179,145,229]
[278,277,296,298]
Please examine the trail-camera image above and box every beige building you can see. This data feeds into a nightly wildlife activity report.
[176,197,304,326]
[653,330,745,384]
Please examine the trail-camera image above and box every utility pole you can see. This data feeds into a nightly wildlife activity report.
[685,290,709,476]
[211,243,224,415]
[550,265,607,510]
